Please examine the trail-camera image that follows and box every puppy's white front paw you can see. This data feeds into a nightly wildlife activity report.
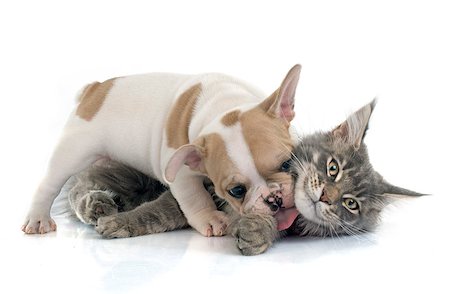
[190,210,229,237]
[22,213,57,234]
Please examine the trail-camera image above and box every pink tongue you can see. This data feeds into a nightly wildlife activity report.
[275,208,300,231]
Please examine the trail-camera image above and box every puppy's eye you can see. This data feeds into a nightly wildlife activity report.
[228,185,247,199]
[280,160,292,172]
[343,198,359,211]
[327,159,339,178]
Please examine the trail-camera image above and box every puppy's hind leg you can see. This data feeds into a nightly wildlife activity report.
[22,130,102,234]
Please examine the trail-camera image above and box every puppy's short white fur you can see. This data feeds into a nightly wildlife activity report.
[22,65,301,236]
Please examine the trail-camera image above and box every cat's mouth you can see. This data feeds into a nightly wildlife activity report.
[292,176,331,227]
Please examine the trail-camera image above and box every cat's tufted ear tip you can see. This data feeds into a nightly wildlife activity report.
[332,99,377,149]
[370,98,378,109]
[380,177,426,199]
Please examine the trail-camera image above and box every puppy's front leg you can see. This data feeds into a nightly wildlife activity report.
[170,169,229,237]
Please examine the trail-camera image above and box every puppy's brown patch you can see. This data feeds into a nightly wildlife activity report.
[76,78,116,121]
[166,83,202,149]
[259,89,280,118]
[240,106,294,177]
[221,110,241,126]
[200,133,244,212]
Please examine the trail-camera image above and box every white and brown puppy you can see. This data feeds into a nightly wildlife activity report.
[22,65,301,236]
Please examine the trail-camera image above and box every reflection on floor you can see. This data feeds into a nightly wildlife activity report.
[5,194,448,294]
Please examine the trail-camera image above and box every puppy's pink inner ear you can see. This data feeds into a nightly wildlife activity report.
[165,145,204,183]
[277,65,301,121]
[261,64,301,123]
[184,151,202,169]
[279,99,295,122]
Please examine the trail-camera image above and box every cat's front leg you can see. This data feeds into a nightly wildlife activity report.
[96,212,133,238]
[72,190,118,225]
[170,170,229,237]
[230,213,279,256]
[96,190,188,238]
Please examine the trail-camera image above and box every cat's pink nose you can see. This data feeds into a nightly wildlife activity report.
[319,190,331,204]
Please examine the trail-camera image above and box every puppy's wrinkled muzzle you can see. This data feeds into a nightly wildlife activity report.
[244,183,299,231]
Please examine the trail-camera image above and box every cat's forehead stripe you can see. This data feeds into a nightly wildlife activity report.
[313,152,320,163]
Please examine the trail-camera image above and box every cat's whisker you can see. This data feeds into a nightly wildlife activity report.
[336,223,361,240]
[291,160,308,177]
[338,218,368,235]
[328,221,344,245]
[328,225,335,241]
[278,140,304,166]
[314,223,323,237]
[331,215,376,244]
[330,216,362,240]
[298,141,312,164]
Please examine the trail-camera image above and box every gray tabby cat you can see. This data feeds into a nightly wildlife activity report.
[67,100,422,255]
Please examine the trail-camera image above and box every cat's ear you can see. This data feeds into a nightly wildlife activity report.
[259,64,301,123]
[332,99,377,150]
[164,143,206,183]
[380,180,425,200]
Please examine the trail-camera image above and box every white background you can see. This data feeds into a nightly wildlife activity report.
[1,1,448,293]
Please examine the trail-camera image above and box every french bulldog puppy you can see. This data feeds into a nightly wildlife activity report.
[22,65,301,236]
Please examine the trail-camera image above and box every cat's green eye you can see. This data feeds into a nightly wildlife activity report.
[343,198,359,211]
[327,159,339,178]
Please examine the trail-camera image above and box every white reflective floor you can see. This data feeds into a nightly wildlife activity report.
[4,193,448,294]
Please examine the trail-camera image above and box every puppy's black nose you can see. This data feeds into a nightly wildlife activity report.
[264,194,283,212]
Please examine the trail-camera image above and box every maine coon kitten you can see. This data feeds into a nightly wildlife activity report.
[67,100,422,255]
[232,100,423,254]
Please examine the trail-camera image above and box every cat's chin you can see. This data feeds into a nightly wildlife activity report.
[294,190,330,226]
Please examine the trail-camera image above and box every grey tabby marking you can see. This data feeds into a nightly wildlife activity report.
[96,191,188,238]
[230,213,278,256]
[68,170,118,225]
[68,161,188,237]
[234,100,422,254]
[287,100,422,239]
[68,162,277,254]
[67,100,422,255]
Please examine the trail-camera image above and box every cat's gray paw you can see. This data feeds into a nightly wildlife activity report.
[96,214,133,238]
[230,214,278,256]
[78,191,118,225]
